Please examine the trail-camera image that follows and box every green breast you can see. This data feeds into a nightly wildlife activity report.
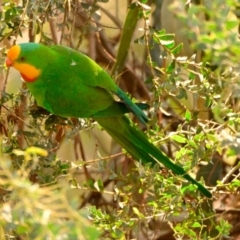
[26,48,116,118]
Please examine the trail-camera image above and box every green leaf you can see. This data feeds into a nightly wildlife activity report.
[192,222,201,228]
[231,179,240,187]
[86,179,95,189]
[94,179,104,192]
[159,34,175,48]
[166,61,175,74]
[225,20,239,30]
[159,34,175,41]
[171,43,183,55]
[111,229,124,239]
[185,110,192,122]
[16,225,28,234]
[188,71,195,80]
[155,29,166,37]
[188,140,197,149]
[205,95,212,107]
[132,207,145,218]
[164,41,175,49]
[170,134,187,143]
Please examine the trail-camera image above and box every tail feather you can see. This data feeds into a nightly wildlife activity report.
[96,116,212,198]
[116,88,149,125]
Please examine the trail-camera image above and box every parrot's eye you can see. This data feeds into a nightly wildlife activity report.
[20,56,26,61]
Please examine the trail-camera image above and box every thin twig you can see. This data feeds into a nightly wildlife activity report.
[15,0,30,43]
[49,17,59,44]
[212,162,240,194]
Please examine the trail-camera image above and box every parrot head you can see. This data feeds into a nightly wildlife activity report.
[6,43,49,82]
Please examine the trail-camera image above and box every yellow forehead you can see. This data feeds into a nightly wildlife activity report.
[7,45,20,61]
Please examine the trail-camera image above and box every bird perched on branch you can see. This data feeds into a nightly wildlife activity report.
[6,43,212,198]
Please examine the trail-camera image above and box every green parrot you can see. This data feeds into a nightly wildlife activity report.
[6,43,212,198]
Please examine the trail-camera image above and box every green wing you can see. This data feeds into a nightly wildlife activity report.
[49,45,148,124]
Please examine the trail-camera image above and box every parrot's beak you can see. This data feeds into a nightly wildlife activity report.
[5,57,13,67]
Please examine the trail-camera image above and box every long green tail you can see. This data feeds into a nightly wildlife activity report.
[96,116,212,198]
